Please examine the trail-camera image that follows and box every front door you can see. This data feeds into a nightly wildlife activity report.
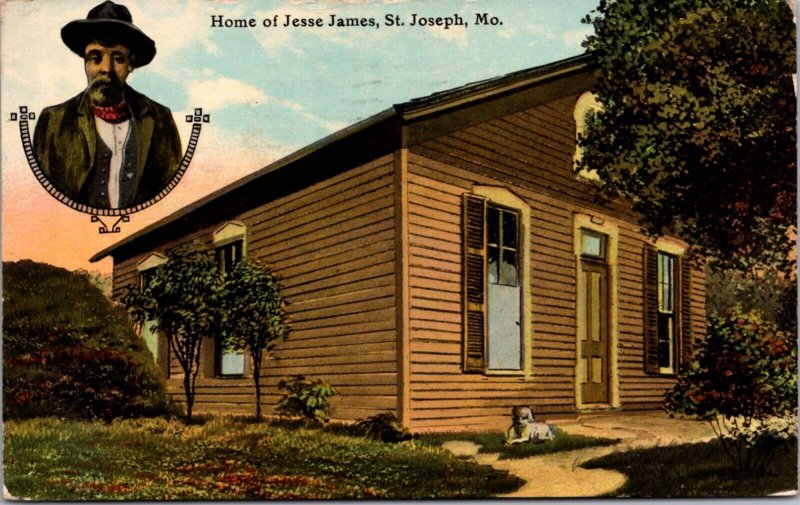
[579,232,610,404]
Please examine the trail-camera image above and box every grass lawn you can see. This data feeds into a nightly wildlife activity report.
[5,417,523,500]
[581,437,798,497]
[419,427,620,460]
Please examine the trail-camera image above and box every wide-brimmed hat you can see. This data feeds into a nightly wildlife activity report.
[61,1,156,67]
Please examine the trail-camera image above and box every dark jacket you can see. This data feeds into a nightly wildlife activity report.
[33,86,182,209]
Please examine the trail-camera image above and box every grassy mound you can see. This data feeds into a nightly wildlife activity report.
[3,260,171,420]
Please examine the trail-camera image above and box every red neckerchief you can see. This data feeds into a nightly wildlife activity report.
[92,101,130,123]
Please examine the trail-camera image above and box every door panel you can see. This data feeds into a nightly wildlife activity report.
[581,262,609,403]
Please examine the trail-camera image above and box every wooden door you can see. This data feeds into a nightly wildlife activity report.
[580,260,609,403]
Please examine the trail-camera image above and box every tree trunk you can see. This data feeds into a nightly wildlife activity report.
[184,372,194,423]
[253,361,262,421]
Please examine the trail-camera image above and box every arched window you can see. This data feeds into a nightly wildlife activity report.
[573,91,602,181]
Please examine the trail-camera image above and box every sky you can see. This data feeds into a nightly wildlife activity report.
[1,0,599,274]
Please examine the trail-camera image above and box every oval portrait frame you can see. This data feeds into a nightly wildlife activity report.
[14,105,208,218]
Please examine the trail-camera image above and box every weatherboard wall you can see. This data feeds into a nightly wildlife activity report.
[403,91,706,432]
[112,155,398,420]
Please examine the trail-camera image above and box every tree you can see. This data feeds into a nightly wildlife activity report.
[665,307,797,472]
[579,0,796,276]
[220,260,288,421]
[120,241,224,422]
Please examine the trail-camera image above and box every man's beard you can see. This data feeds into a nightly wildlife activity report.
[87,73,125,107]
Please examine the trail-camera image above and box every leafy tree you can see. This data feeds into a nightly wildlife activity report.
[220,260,288,421]
[120,241,224,422]
[580,0,796,275]
[664,307,797,472]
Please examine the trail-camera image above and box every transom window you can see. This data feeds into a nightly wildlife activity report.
[487,206,519,287]
[580,229,607,259]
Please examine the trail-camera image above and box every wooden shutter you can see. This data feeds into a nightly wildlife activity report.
[643,245,659,374]
[463,194,487,371]
[679,257,693,367]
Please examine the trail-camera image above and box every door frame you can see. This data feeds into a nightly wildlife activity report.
[573,213,620,409]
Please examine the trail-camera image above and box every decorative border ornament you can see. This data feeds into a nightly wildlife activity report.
[12,105,209,233]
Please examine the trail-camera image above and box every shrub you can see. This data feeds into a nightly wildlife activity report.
[664,306,797,472]
[276,375,337,425]
[356,412,414,443]
[3,260,170,420]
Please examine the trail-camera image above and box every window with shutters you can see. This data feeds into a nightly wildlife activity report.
[213,222,248,377]
[643,244,692,376]
[462,191,527,373]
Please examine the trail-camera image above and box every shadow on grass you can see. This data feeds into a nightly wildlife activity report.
[419,427,620,460]
[581,437,798,497]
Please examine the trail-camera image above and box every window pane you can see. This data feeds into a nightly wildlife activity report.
[658,253,674,312]
[220,351,245,375]
[658,313,674,369]
[502,211,517,251]
[581,232,604,258]
[488,245,499,284]
[487,207,500,246]
[500,249,518,286]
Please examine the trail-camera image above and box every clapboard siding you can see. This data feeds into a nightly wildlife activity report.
[405,89,706,431]
[112,156,398,420]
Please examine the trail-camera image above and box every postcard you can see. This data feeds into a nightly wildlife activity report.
[2,0,796,500]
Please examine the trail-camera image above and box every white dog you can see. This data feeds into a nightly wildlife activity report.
[503,406,555,445]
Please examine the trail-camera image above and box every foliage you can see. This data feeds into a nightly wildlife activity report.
[419,427,619,460]
[4,417,523,499]
[664,307,797,472]
[706,268,796,333]
[580,0,796,275]
[2,260,169,420]
[276,376,338,425]
[355,412,414,443]
[119,241,225,422]
[220,260,288,420]
[582,437,797,497]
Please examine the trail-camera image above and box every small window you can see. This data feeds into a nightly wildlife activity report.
[215,240,242,276]
[574,92,602,181]
[580,230,607,259]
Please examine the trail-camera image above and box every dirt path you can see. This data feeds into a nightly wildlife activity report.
[442,414,717,498]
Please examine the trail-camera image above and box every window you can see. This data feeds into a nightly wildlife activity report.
[215,240,242,275]
[657,252,676,373]
[580,229,606,259]
[462,192,527,373]
[213,221,248,377]
[136,252,168,375]
[487,206,519,287]
[643,245,693,375]
[573,91,602,181]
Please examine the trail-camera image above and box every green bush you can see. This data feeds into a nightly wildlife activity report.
[664,306,797,472]
[705,269,795,333]
[3,260,170,420]
[356,412,414,443]
[276,375,337,425]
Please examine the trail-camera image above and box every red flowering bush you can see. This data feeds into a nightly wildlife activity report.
[664,306,797,472]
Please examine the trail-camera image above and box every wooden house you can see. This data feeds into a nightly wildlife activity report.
[92,54,706,432]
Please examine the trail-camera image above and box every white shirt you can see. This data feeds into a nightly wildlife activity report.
[95,118,131,208]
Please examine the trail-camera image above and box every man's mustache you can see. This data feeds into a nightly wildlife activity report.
[88,73,123,90]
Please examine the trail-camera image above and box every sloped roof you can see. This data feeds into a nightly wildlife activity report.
[91,53,593,263]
